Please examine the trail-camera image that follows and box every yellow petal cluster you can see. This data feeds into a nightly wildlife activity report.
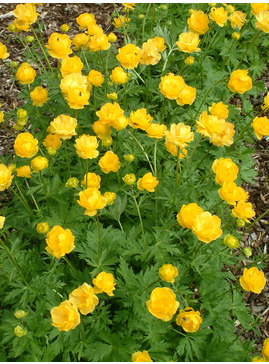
[212,157,239,185]
[140,39,162,66]
[229,11,247,30]
[88,33,111,52]
[60,73,90,109]
[146,287,179,321]
[177,203,204,229]
[60,55,84,77]
[81,172,101,189]
[14,132,39,158]
[176,32,200,53]
[87,70,104,87]
[192,211,222,243]
[176,307,202,333]
[13,3,39,25]
[165,123,194,148]
[74,134,99,159]
[113,15,130,28]
[77,187,107,216]
[50,300,80,331]
[218,182,249,205]
[45,225,75,259]
[76,12,96,30]
[146,123,167,138]
[137,172,158,192]
[43,134,62,150]
[49,114,77,140]
[72,33,90,50]
[251,3,269,16]
[228,69,252,94]
[129,108,153,130]
[17,165,32,178]
[188,10,209,34]
[251,116,269,140]
[99,151,121,174]
[176,85,197,106]
[232,200,255,222]
[262,338,269,361]
[209,7,228,27]
[0,42,10,59]
[159,73,185,100]
[255,10,269,33]
[31,156,48,172]
[110,66,128,84]
[92,271,116,296]
[69,283,99,315]
[46,33,72,59]
[132,351,153,362]
[116,43,142,69]
[159,264,178,283]
[240,267,266,294]
[30,86,49,107]
[0,164,13,191]
[209,101,229,119]
[16,62,36,84]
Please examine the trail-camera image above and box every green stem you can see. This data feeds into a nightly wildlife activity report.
[144,278,161,291]
[145,64,151,108]
[172,147,180,201]
[196,143,213,167]
[221,38,236,70]
[178,242,204,284]
[30,25,54,74]
[17,34,45,73]
[85,159,89,189]
[149,4,156,36]
[160,98,167,123]
[113,3,128,44]
[96,213,101,265]
[64,140,71,178]
[24,178,41,214]
[131,186,146,250]
[209,199,224,212]
[171,328,188,337]
[39,171,48,195]
[236,31,261,69]
[63,256,79,276]
[162,46,176,75]
[242,209,269,236]
[10,185,33,216]
[0,236,29,288]
[214,284,239,300]
[132,68,145,84]
[142,4,151,43]
[222,219,235,231]
[0,59,14,77]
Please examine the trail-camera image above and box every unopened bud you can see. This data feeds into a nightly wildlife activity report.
[65,177,79,189]
[9,163,17,173]
[14,310,27,319]
[124,154,135,162]
[25,35,35,44]
[185,56,194,65]
[232,32,240,40]
[167,21,172,26]
[236,218,245,228]
[159,4,167,10]
[14,325,27,337]
[208,3,216,7]
[102,136,113,147]
[122,173,136,185]
[47,147,57,156]
[36,222,49,234]
[107,92,118,101]
[138,14,145,20]
[8,23,16,32]
[224,234,239,249]
[61,24,69,32]
[16,118,28,127]
[17,109,28,119]
[107,81,114,87]
[243,247,252,257]
[10,61,18,68]
[225,5,235,14]
[104,191,116,205]
[188,8,196,14]
[108,32,117,42]
[13,124,23,131]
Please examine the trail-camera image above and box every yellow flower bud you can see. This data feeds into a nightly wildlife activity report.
[236,218,245,228]
[47,147,57,156]
[17,109,28,119]
[224,234,239,249]
[124,154,135,162]
[159,4,167,10]
[14,325,27,337]
[132,351,153,362]
[102,136,113,147]
[36,222,49,234]
[31,156,48,172]
[159,264,178,283]
[122,173,136,185]
[176,307,202,333]
[232,32,240,40]
[104,191,116,205]
[107,92,118,101]
[243,247,252,257]
[0,216,6,229]
[8,23,17,32]
[61,24,69,32]
[9,163,17,173]
[138,14,145,20]
[26,35,35,43]
[14,310,27,319]
[240,267,266,294]
[65,177,79,188]
[16,118,28,127]
[10,61,18,68]
[185,56,195,65]
[13,124,23,131]
[226,5,235,14]
[92,271,116,296]
[108,32,117,42]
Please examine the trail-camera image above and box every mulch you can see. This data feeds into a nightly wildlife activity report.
[0,3,268,356]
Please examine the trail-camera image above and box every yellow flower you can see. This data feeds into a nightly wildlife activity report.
[108,32,117,42]
[192,212,222,243]
[232,200,255,222]
[212,157,239,185]
[147,36,166,52]
[132,351,153,362]
[209,121,235,147]
[122,3,136,9]
[77,187,107,216]
[185,56,195,65]
[104,192,116,205]
[74,134,99,159]
[49,115,77,140]
[146,287,179,322]
[176,307,202,333]
[30,156,48,172]
[137,172,158,192]
[159,73,186,100]
[110,66,128,84]
[14,310,27,319]
[146,123,167,138]
[124,154,135,162]
[188,10,209,34]
[262,338,269,361]
[93,120,112,138]
[65,177,79,188]
[177,203,204,229]
[159,264,178,283]
[88,33,111,52]
[99,151,121,174]
[16,165,32,178]
[122,173,136,185]
[229,11,247,30]
[140,41,161,66]
[240,267,266,294]
[61,24,69,32]
[218,182,249,205]
[0,42,9,59]
[46,33,72,59]
[36,222,49,234]
[209,101,229,119]
[256,10,269,32]
[209,7,228,27]
[51,301,80,331]
[66,87,90,110]
[16,62,36,84]
[92,271,116,296]
[69,283,99,315]
[176,85,197,106]
[76,12,96,30]
[96,102,125,127]
[60,72,87,94]
[165,141,187,158]
[45,225,75,259]
[176,32,200,53]
[196,111,225,138]
[165,123,194,148]
[251,3,269,16]
[0,216,5,229]
[228,69,252,94]
[114,115,128,131]
[13,19,30,32]
[113,15,130,28]
[0,111,3,123]
[129,108,153,130]
[0,165,13,191]
[81,172,101,189]
[116,44,142,69]
[72,33,90,50]
[43,134,62,150]
[30,86,49,107]
[224,234,239,249]
[87,70,104,87]
[60,55,84,77]
[87,24,104,36]
[13,3,39,25]
[232,32,241,40]
[251,116,269,140]
[252,356,266,362]
[14,325,27,337]
[14,132,39,158]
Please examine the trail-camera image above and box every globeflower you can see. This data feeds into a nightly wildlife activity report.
[209,7,228,27]
[60,55,84,77]
[251,3,269,16]
[30,86,49,107]
[92,271,116,296]
[74,134,99,159]
[116,44,142,69]
[122,173,136,185]
[72,33,90,50]
[16,165,32,178]
[251,116,269,140]
[76,12,96,30]
[212,157,239,185]
[176,32,200,53]
[45,225,75,259]
[104,192,116,205]
[81,172,101,189]
[196,111,225,139]
[49,115,77,140]
[262,338,269,361]
[0,164,13,191]
[129,108,153,130]
[132,351,153,362]
[99,151,120,173]
[46,33,72,59]
[177,203,204,229]
[146,123,167,138]
[88,33,111,52]
[165,123,194,148]
[36,222,49,234]
[209,101,229,119]
[159,73,185,100]
[228,69,252,94]
[69,283,99,315]
[188,10,209,34]
[218,182,249,205]
[87,70,104,87]
[147,36,166,52]
[16,62,36,84]
[140,41,161,66]
[192,212,222,243]
[77,187,107,216]
[13,3,39,25]
[146,287,179,322]
[229,11,247,30]
[159,264,178,283]
[232,200,255,222]
[96,102,125,127]
[0,216,5,229]
[176,307,202,333]
[240,267,266,294]
[13,19,30,32]
[110,66,128,84]
[0,42,9,59]
[113,15,130,28]
[176,85,197,106]
[43,134,62,150]
[255,11,269,33]
[30,156,49,172]
[14,132,39,158]
[137,172,158,192]
[51,301,80,331]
